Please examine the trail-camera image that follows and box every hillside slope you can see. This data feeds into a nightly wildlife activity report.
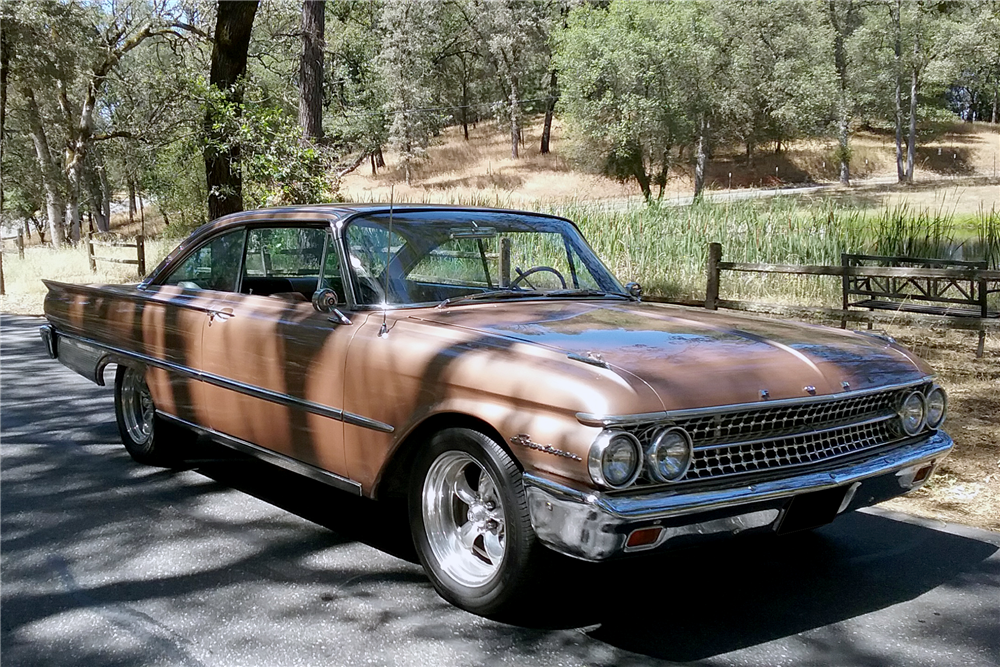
[340,118,1000,212]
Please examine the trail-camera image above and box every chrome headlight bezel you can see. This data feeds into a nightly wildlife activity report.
[924,385,947,429]
[645,426,693,483]
[588,430,643,489]
[898,390,927,436]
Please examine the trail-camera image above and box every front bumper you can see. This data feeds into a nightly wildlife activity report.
[524,431,953,561]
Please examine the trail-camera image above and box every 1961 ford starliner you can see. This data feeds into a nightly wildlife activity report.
[41,204,952,616]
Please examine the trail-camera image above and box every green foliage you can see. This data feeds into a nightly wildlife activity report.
[203,82,337,209]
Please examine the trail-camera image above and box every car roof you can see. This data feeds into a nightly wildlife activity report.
[142,204,577,286]
[209,203,571,228]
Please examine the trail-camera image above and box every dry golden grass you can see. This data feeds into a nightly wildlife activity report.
[0,214,173,316]
[340,118,643,206]
[342,118,1000,212]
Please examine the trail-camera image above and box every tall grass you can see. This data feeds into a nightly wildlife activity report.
[548,198,999,307]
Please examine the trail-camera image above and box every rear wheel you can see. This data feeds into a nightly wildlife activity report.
[114,365,184,466]
[409,428,538,617]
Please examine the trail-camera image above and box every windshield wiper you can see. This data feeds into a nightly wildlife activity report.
[439,288,629,307]
[437,289,536,307]
[540,289,629,299]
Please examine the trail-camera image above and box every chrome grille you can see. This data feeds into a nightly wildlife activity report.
[687,418,895,480]
[622,384,924,485]
[627,390,897,448]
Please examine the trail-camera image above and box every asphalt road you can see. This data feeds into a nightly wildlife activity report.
[2,314,998,667]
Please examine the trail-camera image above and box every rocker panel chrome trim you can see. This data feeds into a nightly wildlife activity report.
[576,377,933,427]
[157,411,363,496]
[50,329,394,433]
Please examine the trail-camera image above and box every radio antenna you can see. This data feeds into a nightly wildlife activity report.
[379,185,394,338]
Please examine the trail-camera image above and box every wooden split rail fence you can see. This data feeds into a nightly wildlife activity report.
[657,242,1000,357]
[87,233,146,278]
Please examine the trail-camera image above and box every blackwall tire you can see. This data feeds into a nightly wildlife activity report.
[409,427,537,617]
[113,365,184,466]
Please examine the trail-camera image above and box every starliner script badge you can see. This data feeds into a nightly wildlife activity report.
[510,434,583,461]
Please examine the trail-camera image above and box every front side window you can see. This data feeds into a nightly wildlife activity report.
[161,229,246,292]
[241,227,339,302]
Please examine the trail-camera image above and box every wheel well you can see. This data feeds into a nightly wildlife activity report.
[374,412,516,501]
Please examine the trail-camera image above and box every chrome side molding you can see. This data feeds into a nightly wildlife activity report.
[158,411,363,496]
[47,328,395,433]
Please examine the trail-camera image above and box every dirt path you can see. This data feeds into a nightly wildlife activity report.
[879,326,999,532]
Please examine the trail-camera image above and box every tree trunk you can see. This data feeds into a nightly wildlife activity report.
[838,114,850,184]
[205,0,260,220]
[85,165,110,233]
[541,70,557,154]
[694,116,710,201]
[98,164,111,228]
[66,198,80,243]
[298,0,325,141]
[461,66,469,141]
[375,145,385,168]
[22,88,65,247]
[906,63,917,183]
[128,178,137,224]
[893,0,905,183]
[828,0,851,185]
[0,23,7,240]
[509,75,519,159]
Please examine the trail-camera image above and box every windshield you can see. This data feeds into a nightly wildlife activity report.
[343,210,624,306]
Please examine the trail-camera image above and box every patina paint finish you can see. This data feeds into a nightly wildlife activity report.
[41,204,941,499]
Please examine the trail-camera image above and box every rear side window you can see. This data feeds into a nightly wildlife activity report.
[161,229,246,292]
[244,228,329,278]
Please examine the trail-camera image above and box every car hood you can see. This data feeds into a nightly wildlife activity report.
[414,300,930,412]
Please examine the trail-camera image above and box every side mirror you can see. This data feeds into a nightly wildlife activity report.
[312,288,339,313]
[625,282,643,299]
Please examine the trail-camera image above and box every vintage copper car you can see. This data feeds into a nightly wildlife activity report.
[41,204,953,616]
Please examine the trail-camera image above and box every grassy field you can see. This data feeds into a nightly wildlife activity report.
[555,198,1000,306]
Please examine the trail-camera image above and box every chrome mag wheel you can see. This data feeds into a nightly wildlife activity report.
[120,366,155,445]
[422,451,508,588]
[114,364,185,466]
[409,427,539,616]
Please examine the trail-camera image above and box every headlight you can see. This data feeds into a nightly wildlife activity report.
[645,427,693,483]
[898,391,926,436]
[925,386,947,429]
[588,431,642,489]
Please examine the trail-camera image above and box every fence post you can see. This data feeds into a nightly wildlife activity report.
[840,253,850,329]
[978,273,988,358]
[705,242,722,310]
[0,247,5,296]
[16,232,24,259]
[87,232,96,272]
[136,235,146,277]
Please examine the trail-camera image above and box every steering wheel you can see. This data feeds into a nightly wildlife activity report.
[510,265,567,290]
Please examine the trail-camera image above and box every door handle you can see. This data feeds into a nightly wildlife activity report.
[208,308,235,323]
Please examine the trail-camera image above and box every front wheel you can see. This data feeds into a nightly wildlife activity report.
[409,428,538,617]
[114,365,182,466]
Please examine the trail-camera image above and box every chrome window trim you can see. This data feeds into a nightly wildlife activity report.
[52,329,394,434]
[157,411,363,496]
[576,376,933,427]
